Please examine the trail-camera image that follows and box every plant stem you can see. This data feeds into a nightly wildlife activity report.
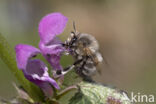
[56,85,78,100]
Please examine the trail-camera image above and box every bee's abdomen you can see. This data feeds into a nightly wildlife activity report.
[75,58,96,77]
[82,63,96,76]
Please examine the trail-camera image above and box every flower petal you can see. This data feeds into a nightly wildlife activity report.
[38,12,68,44]
[39,38,64,55]
[45,54,62,70]
[43,76,60,89]
[40,83,54,97]
[24,59,60,96]
[24,59,59,89]
[39,39,65,70]
[25,59,47,77]
[15,44,40,70]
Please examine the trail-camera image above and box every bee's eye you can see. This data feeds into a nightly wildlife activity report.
[73,38,76,41]
[73,37,77,41]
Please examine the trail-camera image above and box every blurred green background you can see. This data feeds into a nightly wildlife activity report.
[0,0,156,104]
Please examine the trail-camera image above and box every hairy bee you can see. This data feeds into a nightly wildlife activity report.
[54,23,103,78]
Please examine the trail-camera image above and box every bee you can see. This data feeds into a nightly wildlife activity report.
[54,22,103,78]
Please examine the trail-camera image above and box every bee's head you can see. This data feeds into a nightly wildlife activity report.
[71,31,78,41]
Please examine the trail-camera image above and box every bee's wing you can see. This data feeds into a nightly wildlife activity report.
[95,51,110,74]
[92,54,112,83]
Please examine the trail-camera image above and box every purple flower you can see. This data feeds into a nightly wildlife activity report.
[15,13,68,96]
[39,13,68,70]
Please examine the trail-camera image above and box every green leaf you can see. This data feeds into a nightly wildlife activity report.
[57,70,81,104]
[0,33,44,102]
[69,81,132,104]
[69,91,92,104]
[62,70,81,87]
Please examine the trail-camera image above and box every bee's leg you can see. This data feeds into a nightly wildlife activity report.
[53,59,83,78]
[75,56,89,76]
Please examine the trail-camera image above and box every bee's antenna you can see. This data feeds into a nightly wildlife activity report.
[73,21,80,37]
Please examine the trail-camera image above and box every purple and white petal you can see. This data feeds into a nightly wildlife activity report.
[24,59,60,96]
[24,59,59,89]
[39,39,65,70]
[39,38,64,55]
